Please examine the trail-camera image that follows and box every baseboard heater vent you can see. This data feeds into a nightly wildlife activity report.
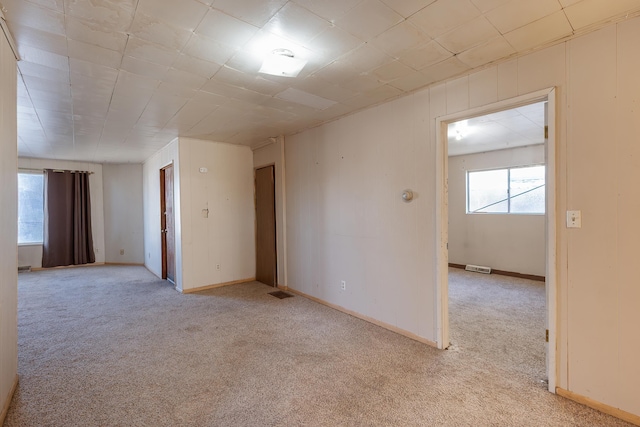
[465,264,491,274]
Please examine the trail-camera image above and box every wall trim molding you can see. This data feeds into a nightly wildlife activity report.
[286,287,438,348]
[31,262,106,271]
[448,263,545,282]
[181,278,256,294]
[0,374,18,425]
[556,388,640,426]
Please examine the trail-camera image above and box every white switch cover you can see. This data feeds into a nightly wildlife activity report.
[567,210,581,228]
[199,167,208,173]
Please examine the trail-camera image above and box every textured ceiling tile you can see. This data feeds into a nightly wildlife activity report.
[64,0,134,31]
[291,0,363,22]
[164,100,219,127]
[397,40,453,70]
[371,60,415,82]
[336,43,393,73]
[457,35,516,67]
[436,16,501,54]
[564,0,640,30]
[124,37,180,66]
[371,21,432,57]
[409,0,481,38]
[307,26,363,60]
[121,55,170,80]
[469,0,511,13]
[388,70,430,92]
[195,9,260,47]
[379,0,435,18]
[66,15,128,52]
[68,38,124,68]
[183,34,240,64]
[421,57,471,86]
[69,58,119,82]
[18,61,69,82]
[486,0,562,34]
[214,66,287,95]
[137,0,209,30]
[293,76,358,102]
[163,68,207,90]
[211,0,289,27]
[558,0,582,6]
[504,11,573,51]
[335,0,404,40]
[263,2,331,43]
[340,72,384,92]
[128,12,193,51]
[9,23,68,56]
[1,0,66,35]
[18,46,70,72]
[172,54,222,79]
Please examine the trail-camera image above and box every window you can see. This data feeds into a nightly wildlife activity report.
[467,165,545,214]
[18,172,44,244]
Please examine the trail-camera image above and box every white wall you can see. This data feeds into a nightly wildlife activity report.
[103,164,144,264]
[17,158,106,269]
[253,137,287,286]
[448,145,545,276]
[0,28,17,424]
[285,17,640,418]
[179,138,255,291]
[143,139,180,285]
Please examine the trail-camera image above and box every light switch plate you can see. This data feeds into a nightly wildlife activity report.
[567,210,581,228]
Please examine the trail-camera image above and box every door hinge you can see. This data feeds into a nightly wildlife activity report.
[545,329,549,342]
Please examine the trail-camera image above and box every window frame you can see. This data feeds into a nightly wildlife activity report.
[18,170,45,246]
[466,164,546,215]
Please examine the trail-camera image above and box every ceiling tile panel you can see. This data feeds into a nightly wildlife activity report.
[9,23,68,56]
[470,0,511,13]
[291,0,363,22]
[69,58,119,82]
[1,0,65,35]
[183,34,238,64]
[457,35,516,68]
[162,68,207,91]
[164,100,220,128]
[564,0,640,30]
[137,0,209,29]
[63,0,134,31]
[421,57,471,86]
[486,0,563,34]
[18,46,69,72]
[371,60,415,82]
[195,9,260,47]
[307,26,363,61]
[66,15,128,52]
[336,43,393,74]
[263,2,331,43]
[379,0,435,18]
[123,37,180,67]
[211,0,289,27]
[293,76,358,102]
[409,0,481,38]
[436,16,501,54]
[371,21,432,57]
[504,11,574,51]
[172,54,222,79]
[397,40,453,70]
[121,56,170,80]
[335,0,404,39]
[388,70,432,92]
[18,61,69,82]
[68,39,124,68]
[128,12,194,51]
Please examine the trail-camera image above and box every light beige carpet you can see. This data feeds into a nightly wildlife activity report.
[4,266,633,426]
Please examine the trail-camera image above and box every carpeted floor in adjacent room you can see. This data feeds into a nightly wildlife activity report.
[4,265,633,426]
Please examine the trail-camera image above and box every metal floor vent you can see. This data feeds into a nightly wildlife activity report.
[465,264,492,274]
[268,291,294,299]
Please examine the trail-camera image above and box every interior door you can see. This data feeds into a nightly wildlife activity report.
[255,165,277,286]
[161,164,175,283]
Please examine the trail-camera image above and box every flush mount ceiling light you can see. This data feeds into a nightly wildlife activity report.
[259,48,307,78]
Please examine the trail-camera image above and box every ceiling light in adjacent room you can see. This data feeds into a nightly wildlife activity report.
[259,48,307,78]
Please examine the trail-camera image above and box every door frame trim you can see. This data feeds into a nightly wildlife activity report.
[434,87,558,393]
[160,162,174,282]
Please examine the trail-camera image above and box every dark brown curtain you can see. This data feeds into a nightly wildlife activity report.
[42,169,95,268]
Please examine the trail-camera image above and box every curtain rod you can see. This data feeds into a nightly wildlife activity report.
[19,167,95,175]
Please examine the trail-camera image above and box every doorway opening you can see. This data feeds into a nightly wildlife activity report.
[435,88,557,393]
[160,163,175,284]
[255,165,277,286]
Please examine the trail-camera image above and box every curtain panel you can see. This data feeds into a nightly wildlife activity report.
[42,169,95,268]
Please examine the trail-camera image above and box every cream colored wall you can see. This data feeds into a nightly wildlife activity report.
[103,164,144,264]
[448,145,546,276]
[253,138,287,286]
[0,29,17,423]
[178,138,255,291]
[142,139,180,286]
[286,17,640,418]
[17,158,106,269]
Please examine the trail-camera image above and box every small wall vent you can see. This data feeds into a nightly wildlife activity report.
[465,264,491,274]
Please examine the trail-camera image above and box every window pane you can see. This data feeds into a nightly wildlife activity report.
[468,169,508,213]
[510,166,545,213]
[18,173,44,244]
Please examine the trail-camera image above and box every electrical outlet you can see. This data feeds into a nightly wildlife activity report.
[216,264,221,271]
[340,280,346,290]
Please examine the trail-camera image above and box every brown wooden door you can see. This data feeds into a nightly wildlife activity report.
[161,164,175,283]
[255,165,277,286]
